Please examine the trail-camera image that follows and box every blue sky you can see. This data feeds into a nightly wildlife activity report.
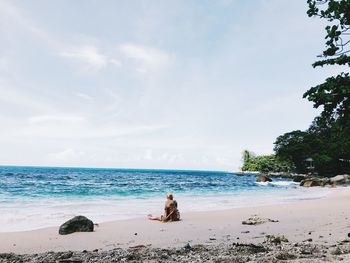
[0,0,341,171]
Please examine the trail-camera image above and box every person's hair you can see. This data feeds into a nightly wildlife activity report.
[167,192,173,200]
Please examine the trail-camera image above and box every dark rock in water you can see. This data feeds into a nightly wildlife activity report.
[256,175,272,183]
[300,178,320,187]
[59,216,94,235]
[292,175,306,182]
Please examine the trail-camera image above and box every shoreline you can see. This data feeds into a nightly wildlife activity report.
[0,184,336,233]
[0,187,349,255]
[0,181,335,233]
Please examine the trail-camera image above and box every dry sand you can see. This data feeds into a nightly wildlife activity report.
[0,187,349,255]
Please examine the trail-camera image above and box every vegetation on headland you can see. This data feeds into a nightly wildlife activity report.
[243,1,350,176]
[241,150,294,173]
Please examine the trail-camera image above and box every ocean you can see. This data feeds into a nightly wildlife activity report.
[0,166,331,232]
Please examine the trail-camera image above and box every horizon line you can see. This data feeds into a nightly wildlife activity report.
[0,164,232,173]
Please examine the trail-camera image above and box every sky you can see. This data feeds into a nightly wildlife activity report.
[0,0,342,171]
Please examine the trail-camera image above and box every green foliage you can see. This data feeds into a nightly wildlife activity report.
[274,116,350,175]
[307,0,350,58]
[305,0,350,123]
[303,73,350,120]
[241,150,294,173]
[274,131,314,173]
[272,1,350,176]
[242,149,255,165]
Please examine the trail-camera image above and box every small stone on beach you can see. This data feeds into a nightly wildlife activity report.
[184,243,191,250]
[242,216,279,225]
[265,235,288,244]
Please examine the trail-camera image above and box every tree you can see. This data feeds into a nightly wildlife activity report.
[306,0,350,60]
[304,0,350,123]
[241,150,294,173]
[274,120,350,175]
[274,130,320,173]
[242,149,255,165]
[273,1,350,176]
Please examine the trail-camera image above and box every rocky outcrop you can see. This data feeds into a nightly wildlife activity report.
[300,178,320,187]
[59,216,94,235]
[256,175,272,182]
[292,175,306,183]
[267,172,308,182]
[329,174,350,185]
[300,175,350,187]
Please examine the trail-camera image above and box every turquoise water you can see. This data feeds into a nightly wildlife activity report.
[0,166,269,198]
[0,166,331,232]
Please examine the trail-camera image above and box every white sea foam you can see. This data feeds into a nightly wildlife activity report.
[0,187,334,232]
[256,181,299,187]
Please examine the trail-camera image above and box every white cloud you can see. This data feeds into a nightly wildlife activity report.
[109,58,122,66]
[60,46,109,70]
[0,79,53,113]
[119,43,173,73]
[20,118,169,140]
[75,92,95,102]
[28,115,86,124]
[144,149,153,160]
[0,57,8,71]
[51,148,86,161]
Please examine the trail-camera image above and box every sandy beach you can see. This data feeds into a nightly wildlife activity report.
[0,187,350,262]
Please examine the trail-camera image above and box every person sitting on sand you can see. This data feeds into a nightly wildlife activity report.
[148,192,180,222]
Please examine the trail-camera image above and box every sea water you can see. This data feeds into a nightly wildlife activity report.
[0,166,331,232]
